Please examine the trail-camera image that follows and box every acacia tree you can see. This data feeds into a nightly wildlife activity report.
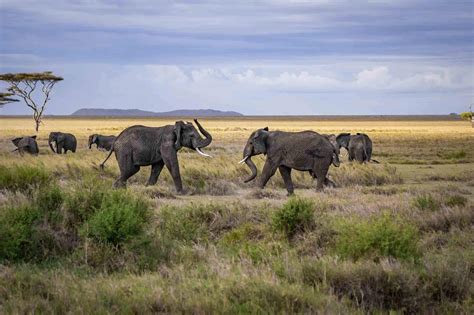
[0,92,19,107]
[0,72,63,131]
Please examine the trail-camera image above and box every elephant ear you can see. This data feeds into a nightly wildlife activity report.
[174,121,185,150]
[92,134,98,143]
[57,134,66,143]
[31,135,37,139]
[12,137,22,147]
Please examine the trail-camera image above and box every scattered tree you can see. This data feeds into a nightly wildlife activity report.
[0,92,19,107]
[0,72,63,131]
[460,112,472,121]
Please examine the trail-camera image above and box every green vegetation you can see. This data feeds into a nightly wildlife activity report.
[0,118,472,313]
[334,213,420,262]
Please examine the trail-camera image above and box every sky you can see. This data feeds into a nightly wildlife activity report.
[0,0,473,115]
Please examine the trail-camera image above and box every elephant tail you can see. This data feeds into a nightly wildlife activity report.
[100,148,114,170]
[332,151,340,167]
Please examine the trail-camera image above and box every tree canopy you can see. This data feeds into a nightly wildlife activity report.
[0,71,63,131]
[0,92,19,107]
[0,72,63,82]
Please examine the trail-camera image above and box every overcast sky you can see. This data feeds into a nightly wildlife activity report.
[0,0,473,115]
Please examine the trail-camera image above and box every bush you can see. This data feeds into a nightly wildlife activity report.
[413,194,440,211]
[444,195,468,208]
[272,197,314,238]
[0,165,50,191]
[334,213,420,261]
[82,190,151,246]
[460,112,472,121]
[36,185,64,225]
[0,205,40,261]
[158,203,215,243]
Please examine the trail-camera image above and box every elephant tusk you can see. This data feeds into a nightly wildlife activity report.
[239,156,249,164]
[196,147,213,158]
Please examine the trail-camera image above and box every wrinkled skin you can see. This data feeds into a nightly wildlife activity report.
[88,134,116,151]
[241,128,340,195]
[100,119,212,192]
[322,134,340,156]
[336,133,377,163]
[49,132,77,154]
[12,136,39,156]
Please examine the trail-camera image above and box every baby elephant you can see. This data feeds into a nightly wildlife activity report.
[12,136,39,156]
[88,134,115,151]
[49,132,77,154]
[336,133,379,163]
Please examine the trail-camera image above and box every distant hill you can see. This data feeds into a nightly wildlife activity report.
[71,108,244,117]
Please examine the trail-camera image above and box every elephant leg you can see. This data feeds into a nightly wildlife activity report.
[324,177,336,188]
[258,159,278,189]
[114,164,140,188]
[279,166,294,196]
[162,150,183,194]
[147,161,165,186]
[313,161,329,191]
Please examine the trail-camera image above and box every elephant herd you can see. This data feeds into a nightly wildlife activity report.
[10,120,377,195]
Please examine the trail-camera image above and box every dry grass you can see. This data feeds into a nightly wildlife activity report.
[0,116,473,313]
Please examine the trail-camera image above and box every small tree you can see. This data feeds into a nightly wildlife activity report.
[0,72,63,131]
[0,92,19,107]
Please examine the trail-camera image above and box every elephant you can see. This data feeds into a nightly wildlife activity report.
[88,134,115,151]
[11,136,39,156]
[322,134,340,156]
[49,132,77,154]
[239,128,340,195]
[100,119,213,191]
[336,133,379,163]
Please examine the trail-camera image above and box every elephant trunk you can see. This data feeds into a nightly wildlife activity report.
[243,157,258,183]
[48,137,56,153]
[88,136,93,149]
[194,119,212,148]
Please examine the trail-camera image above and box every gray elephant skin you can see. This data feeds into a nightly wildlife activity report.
[100,119,213,191]
[336,133,378,163]
[240,128,340,195]
[49,132,77,154]
[88,134,115,151]
[12,136,39,156]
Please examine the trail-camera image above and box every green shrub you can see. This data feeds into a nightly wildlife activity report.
[65,180,108,225]
[334,213,420,261]
[36,185,64,225]
[0,205,40,261]
[219,224,269,263]
[413,194,440,211]
[82,190,151,246]
[272,197,314,238]
[158,203,215,243]
[0,165,50,191]
[444,195,468,208]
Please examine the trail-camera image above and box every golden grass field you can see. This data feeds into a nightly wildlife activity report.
[0,116,473,313]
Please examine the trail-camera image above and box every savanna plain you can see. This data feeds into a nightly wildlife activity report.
[0,116,473,314]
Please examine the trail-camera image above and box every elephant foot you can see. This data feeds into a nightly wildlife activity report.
[113,180,127,189]
[286,191,295,197]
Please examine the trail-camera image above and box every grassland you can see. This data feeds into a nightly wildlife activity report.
[0,116,473,313]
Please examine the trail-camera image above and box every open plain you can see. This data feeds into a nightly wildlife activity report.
[0,116,473,313]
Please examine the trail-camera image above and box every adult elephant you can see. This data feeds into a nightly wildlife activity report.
[88,134,115,151]
[49,132,77,154]
[336,133,378,163]
[100,119,213,191]
[12,136,39,156]
[239,127,340,195]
